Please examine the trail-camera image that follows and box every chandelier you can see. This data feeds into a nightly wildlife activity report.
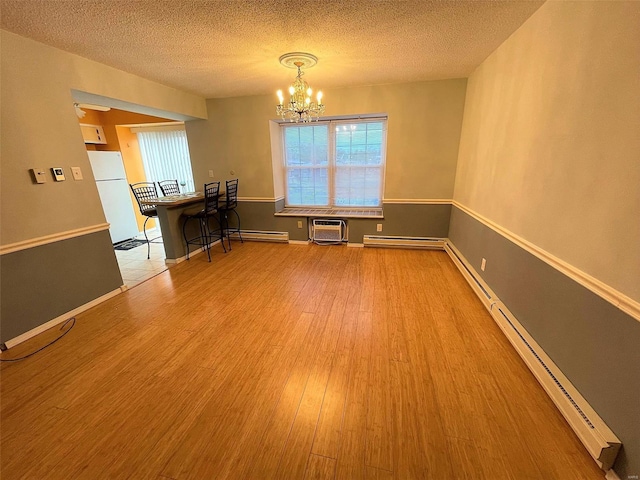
[276,52,325,123]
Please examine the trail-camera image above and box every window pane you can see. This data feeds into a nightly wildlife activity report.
[287,169,302,205]
[333,122,384,207]
[284,124,330,206]
[284,125,328,166]
[286,167,328,206]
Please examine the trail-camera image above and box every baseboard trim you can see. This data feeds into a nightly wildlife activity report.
[0,223,110,255]
[347,243,364,248]
[363,235,445,249]
[605,469,621,480]
[3,286,124,349]
[228,230,289,243]
[288,240,310,245]
[237,197,278,203]
[164,242,217,265]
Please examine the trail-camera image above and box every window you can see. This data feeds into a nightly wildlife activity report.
[136,128,195,193]
[283,119,386,208]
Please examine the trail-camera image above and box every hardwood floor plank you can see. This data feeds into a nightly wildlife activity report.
[364,465,394,480]
[275,350,334,479]
[364,353,393,472]
[335,311,373,480]
[304,454,336,480]
[390,359,455,479]
[311,350,352,459]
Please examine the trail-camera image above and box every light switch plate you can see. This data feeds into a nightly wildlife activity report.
[52,167,66,181]
[71,166,83,180]
[31,168,47,184]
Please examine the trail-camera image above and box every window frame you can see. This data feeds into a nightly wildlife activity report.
[281,117,387,209]
[282,121,331,208]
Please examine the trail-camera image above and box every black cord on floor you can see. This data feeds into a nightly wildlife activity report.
[0,317,76,362]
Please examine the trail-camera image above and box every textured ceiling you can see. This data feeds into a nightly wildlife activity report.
[1,0,544,99]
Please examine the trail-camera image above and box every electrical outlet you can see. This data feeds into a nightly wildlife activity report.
[297,220,302,229]
[376,223,383,232]
[71,166,83,180]
[208,170,214,178]
[481,258,487,271]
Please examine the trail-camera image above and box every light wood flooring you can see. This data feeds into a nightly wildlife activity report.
[0,242,604,479]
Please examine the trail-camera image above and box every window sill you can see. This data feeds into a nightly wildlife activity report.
[274,207,383,219]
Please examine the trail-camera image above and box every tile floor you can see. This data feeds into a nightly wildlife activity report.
[114,231,169,288]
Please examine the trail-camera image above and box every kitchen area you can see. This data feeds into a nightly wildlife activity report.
[77,103,190,287]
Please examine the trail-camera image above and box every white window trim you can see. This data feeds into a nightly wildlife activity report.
[281,116,388,209]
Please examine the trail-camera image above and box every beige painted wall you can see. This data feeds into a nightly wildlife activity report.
[186,79,467,200]
[0,30,206,245]
[453,1,640,301]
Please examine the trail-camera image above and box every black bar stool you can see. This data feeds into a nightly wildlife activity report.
[158,180,180,196]
[182,182,226,261]
[219,179,243,250]
[129,182,159,259]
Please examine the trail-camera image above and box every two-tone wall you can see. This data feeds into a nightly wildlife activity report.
[0,31,206,344]
[450,2,640,477]
[185,79,467,242]
[3,8,638,476]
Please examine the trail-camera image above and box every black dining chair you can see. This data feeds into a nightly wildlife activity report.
[218,179,243,250]
[182,181,226,262]
[158,180,181,196]
[129,182,159,259]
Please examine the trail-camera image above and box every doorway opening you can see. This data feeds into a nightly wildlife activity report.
[76,103,192,288]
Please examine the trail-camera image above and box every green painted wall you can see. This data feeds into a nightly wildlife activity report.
[1,232,123,343]
[185,79,467,202]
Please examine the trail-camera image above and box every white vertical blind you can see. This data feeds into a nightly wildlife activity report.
[283,119,386,208]
[137,129,195,193]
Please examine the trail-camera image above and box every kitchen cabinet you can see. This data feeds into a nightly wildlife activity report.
[80,123,107,144]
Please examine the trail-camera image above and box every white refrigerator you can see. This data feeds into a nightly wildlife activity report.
[88,151,140,244]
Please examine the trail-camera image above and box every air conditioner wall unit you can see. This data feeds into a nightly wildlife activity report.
[312,219,346,244]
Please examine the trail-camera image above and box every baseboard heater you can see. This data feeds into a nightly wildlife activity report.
[363,235,445,249]
[444,241,621,472]
[312,219,346,244]
[228,230,289,243]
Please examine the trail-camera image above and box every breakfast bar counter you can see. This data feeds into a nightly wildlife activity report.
[141,193,205,262]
